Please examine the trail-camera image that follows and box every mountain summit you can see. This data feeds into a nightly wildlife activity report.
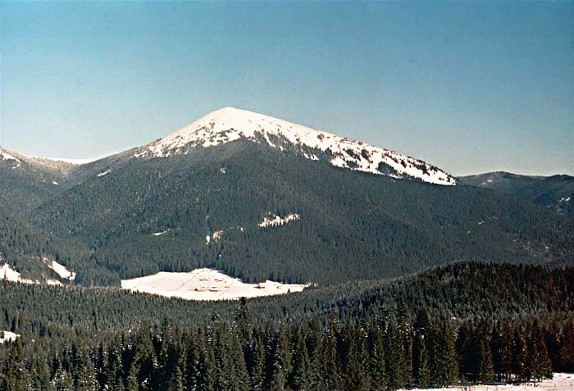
[135,107,456,185]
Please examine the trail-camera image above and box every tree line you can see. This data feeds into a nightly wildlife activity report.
[1,307,572,390]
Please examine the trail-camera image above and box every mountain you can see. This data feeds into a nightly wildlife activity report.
[460,171,574,216]
[1,108,573,286]
[134,107,456,186]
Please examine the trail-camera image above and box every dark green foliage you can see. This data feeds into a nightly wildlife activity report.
[460,172,574,217]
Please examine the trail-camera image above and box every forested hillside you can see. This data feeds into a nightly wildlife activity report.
[460,172,574,217]
[18,142,574,286]
[1,262,573,389]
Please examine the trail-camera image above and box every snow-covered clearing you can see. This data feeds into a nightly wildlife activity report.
[121,268,309,301]
[46,260,76,280]
[400,373,574,391]
[259,213,300,228]
[0,263,42,284]
[0,263,21,282]
[0,331,20,344]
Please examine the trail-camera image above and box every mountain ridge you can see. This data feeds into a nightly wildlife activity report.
[134,107,456,186]
[460,171,574,216]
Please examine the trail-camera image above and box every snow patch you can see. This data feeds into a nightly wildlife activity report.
[46,260,76,281]
[52,181,59,185]
[259,213,301,228]
[152,229,169,237]
[0,264,35,284]
[135,107,456,186]
[400,373,574,391]
[121,268,309,301]
[0,149,20,162]
[206,229,225,244]
[0,148,22,169]
[0,331,20,344]
[0,263,21,282]
[97,170,111,177]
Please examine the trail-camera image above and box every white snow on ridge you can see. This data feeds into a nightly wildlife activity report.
[0,148,22,169]
[121,268,309,301]
[135,107,456,186]
[0,149,20,162]
[0,331,20,344]
[259,213,301,228]
[41,157,98,165]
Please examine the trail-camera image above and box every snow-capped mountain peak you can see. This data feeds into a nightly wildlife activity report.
[135,107,456,185]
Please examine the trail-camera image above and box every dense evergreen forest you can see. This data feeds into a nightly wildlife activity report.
[1,262,573,389]
[460,172,574,217]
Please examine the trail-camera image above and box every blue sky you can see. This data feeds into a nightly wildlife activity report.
[1,1,572,176]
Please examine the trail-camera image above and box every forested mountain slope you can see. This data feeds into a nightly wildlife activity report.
[460,172,574,216]
[27,141,574,285]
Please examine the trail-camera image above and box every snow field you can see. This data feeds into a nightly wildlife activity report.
[121,268,308,301]
[0,331,20,344]
[400,373,574,391]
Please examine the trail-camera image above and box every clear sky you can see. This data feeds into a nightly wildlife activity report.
[1,1,572,176]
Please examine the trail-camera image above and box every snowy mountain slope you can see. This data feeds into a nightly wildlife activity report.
[135,107,456,186]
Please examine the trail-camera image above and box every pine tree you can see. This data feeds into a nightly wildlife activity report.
[527,320,552,382]
[267,325,292,390]
[1,338,31,391]
[412,332,430,387]
[366,324,387,390]
[478,337,495,383]
[288,325,309,390]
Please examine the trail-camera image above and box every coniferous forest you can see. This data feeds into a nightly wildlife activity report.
[1,262,573,390]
